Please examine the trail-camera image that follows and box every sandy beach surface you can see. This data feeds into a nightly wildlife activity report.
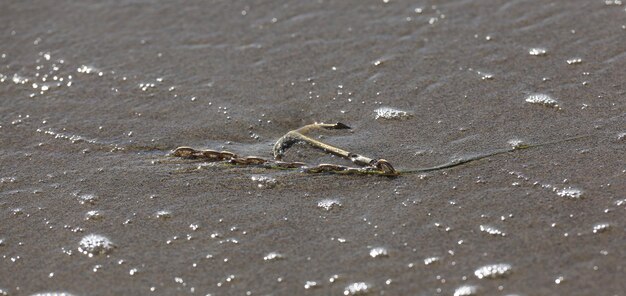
[1,1,625,295]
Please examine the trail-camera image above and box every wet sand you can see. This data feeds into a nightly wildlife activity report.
[1,0,625,295]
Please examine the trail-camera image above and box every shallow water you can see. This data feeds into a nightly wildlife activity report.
[1,0,625,295]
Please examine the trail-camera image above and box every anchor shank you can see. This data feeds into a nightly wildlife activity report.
[297,134,374,166]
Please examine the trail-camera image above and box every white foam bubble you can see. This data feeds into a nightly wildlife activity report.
[317,199,342,211]
[479,225,506,236]
[507,139,527,150]
[85,210,103,221]
[454,285,479,296]
[424,256,441,265]
[304,281,320,289]
[251,175,277,189]
[566,58,582,65]
[369,247,389,258]
[78,234,115,257]
[555,275,565,284]
[525,94,560,109]
[529,48,547,56]
[592,223,610,233]
[155,210,172,220]
[78,194,98,205]
[263,252,284,261]
[474,263,512,279]
[344,282,372,295]
[374,107,413,120]
[12,74,29,84]
[556,187,583,199]
[77,65,98,74]
[0,176,17,184]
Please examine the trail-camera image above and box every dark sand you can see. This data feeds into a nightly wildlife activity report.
[1,1,625,295]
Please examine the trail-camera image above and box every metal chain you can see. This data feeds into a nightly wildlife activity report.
[171,123,402,176]
[171,146,397,176]
[170,123,588,177]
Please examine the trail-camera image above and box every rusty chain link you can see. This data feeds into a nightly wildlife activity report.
[171,146,397,175]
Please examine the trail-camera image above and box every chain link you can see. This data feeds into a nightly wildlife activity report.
[171,123,398,176]
[171,147,397,175]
